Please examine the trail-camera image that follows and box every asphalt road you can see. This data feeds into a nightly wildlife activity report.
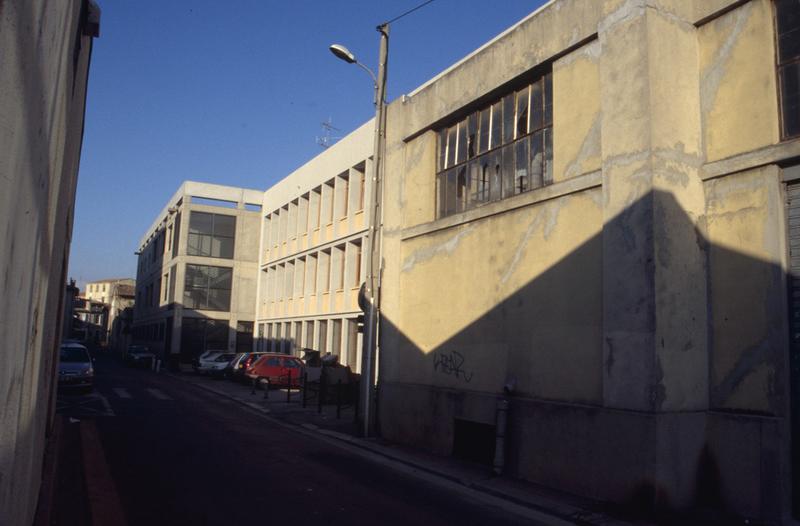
[57,354,540,526]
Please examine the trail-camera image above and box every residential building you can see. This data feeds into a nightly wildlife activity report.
[0,1,99,524]
[73,295,108,343]
[84,277,135,344]
[373,0,800,522]
[255,121,373,369]
[133,182,262,365]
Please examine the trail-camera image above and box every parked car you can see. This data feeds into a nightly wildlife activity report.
[223,352,248,379]
[192,350,223,371]
[58,342,94,391]
[226,352,267,382]
[195,351,236,376]
[125,345,155,368]
[245,353,304,387]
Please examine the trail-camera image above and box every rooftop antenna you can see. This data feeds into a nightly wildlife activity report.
[316,117,341,149]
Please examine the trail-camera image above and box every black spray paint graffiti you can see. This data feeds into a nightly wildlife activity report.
[433,350,473,383]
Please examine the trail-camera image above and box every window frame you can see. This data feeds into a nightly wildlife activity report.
[775,0,800,140]
[435,70,553,219]
[186,211,237,260]
[183,263,233,312]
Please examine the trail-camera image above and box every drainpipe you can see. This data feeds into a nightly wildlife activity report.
[493,398,509,475]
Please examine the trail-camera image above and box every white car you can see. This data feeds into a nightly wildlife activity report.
[58,343,94,391]
[194,351,235,376]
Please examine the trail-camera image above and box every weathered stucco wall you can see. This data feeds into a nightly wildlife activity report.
[0,1,97,524]
[705,166,788,414]
[699,0,779,162]
[393,190,603,402]
[553,40,601,182]
[377,0,792,521]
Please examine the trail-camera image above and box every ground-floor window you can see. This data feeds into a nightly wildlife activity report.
[180,318,229,361]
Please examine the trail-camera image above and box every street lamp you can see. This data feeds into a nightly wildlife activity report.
[330,24,389,437]
[329,44,379,105]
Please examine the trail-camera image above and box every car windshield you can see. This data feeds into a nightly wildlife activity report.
[60,347,90,363]
[130,346,149,354]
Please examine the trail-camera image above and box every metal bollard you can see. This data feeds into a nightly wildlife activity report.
[493,399,509,475]
[336,380,342,419]
[287,371,292,403]
[155,359,161,373]
[353,379,359,425]
[251,377,257,395]
[302,372,308,408]
[318,374,324,414]
[264,378,270,400]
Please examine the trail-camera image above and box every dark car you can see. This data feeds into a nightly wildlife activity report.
[125,345,155,368]
[226,352,267,382]
[58,343,94,391]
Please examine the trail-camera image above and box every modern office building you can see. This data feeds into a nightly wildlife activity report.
[133,182,262,364]
[255,121,373,370]
[373,0,800,522]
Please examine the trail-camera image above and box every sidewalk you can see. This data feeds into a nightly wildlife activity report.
[167,370,649,526]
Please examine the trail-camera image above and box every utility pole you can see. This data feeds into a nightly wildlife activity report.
[360,22,389,437]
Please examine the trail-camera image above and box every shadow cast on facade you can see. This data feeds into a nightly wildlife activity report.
[376,189,794,522]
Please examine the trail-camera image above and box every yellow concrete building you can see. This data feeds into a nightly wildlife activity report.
[255,121,373,370]
[373,0,800,522]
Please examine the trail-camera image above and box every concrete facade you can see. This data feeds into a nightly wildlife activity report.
[0,1,99,524]
[133,181,262,363]
[255,121,374,369]
[374,0,799,522]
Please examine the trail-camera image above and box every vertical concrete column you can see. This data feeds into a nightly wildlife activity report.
[599,0,708,507]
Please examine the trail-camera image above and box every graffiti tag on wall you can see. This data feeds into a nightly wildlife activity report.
[433,350,473,383]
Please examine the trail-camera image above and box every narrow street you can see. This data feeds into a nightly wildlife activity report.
[56,354,540,526]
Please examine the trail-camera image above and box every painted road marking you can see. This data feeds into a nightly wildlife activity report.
[146,388,172,400]
[56,391,115,417]
[112,388,131,399]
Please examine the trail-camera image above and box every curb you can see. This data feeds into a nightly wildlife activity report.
[167,371,632,526]
[80,420,127,526]
[33,416,64,526]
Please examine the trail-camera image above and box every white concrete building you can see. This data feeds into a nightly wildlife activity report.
[133,182,262,364]
[255,120,374,370]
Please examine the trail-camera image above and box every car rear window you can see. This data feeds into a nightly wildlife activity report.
[266,357,281,366]
[60,346,90,363]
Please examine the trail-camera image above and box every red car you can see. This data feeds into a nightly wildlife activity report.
[245,353,304,387]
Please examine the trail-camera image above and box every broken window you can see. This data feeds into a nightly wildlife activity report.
[436,70,553,219]
[776,0,800,139]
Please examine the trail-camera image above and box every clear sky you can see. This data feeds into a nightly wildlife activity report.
[69,0,548,288]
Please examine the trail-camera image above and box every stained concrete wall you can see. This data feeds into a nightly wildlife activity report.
[377,0,794,521]
[0,1,98,524]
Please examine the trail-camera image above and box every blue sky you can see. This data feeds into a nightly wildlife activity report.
[69,0,547,287]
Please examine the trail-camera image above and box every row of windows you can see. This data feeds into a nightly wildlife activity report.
[87,283,107,293]
[262,240,363,303]
[256,317,360,368]
[265,161,368,251]
[137,211,180,276]
[436,73,553,219]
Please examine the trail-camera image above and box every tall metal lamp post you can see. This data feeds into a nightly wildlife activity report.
[329,23,388,437]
